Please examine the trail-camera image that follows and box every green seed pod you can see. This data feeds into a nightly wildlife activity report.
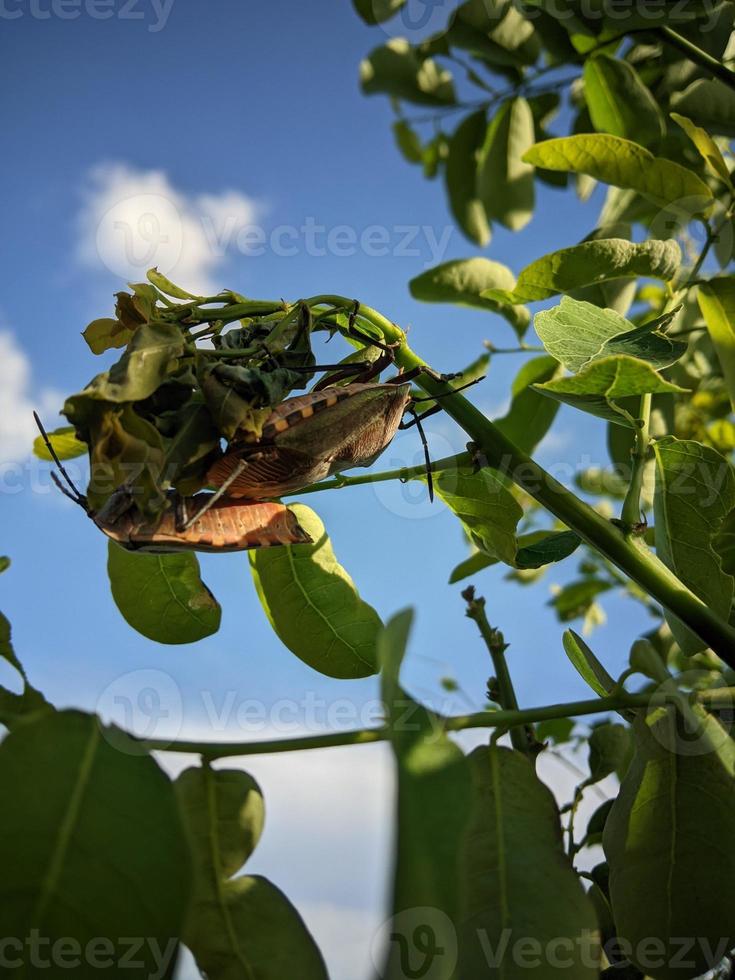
[603,706,735,980]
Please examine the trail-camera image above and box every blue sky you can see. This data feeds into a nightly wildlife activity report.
[0,2,649,976]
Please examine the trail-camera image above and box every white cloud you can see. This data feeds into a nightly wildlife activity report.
[0,330,62,465]
[76,164,262,295]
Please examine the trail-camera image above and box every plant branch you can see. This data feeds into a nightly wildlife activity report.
[283,451,471,497]
[659,27,735,92]
[141,693,653,759]
[462,586,533,755]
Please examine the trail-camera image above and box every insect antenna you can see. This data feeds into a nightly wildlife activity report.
[33,411,87,509]
[405,407,434,504]
[411,375,485,402]
[179,457,251,531]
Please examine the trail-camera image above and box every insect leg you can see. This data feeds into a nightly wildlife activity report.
[180,458,250,530]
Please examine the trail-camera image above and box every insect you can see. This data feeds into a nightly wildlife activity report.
[33,413,312,553]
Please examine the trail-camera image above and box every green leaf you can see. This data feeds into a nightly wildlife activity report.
[477,97,535,231]
[175,767,265,878]
[552,579,611,622]
[360,39,455,106]
[378,610,473,979]
[82,317,134,355]
[32,425,87,462]
[0,556,9,574]
[250,504,381,678]
[147,267,202,300]
[352,0,406,24]
[107,543,222,645]
[392,119,423,163]
[523,134,714,207]
[447,0,540,67]
[535,297,687,373]
[515,529,582,569]
[188,877,329,980]
[175,765,328,980]
[460,744,599,978]
[0,609,25,680]
[697,277,735,412]
[587,722,633,783]
[65,322,185,411]
[485,238,682,304]
[0,710,192,978]
[445,110,492,246]
[494,354,562,453]
[671,112,733,187]
[583,54,664,147]
[449,548,497,584]
[563,628,617,698]
[653,437,735,654]
[671,78,735,137]
[409,258,530,336]
[433,465,523,566]
[535,355,686,427]
[604,709,735,980]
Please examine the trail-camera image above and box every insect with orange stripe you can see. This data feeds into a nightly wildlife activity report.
[33,413,312,553]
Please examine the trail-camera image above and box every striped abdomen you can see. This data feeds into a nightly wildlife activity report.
[100,498,311,553]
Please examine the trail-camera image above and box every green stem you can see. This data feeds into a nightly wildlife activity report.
[660,27,735,92]
[141,693,652,759]
[310,296,735,663]
[463,587,532,755]
[284,452,471,496]
[620,392,652,529]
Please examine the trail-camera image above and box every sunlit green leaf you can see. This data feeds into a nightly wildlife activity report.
[107,543,222,645]
[697,277,735,412]
[536,355,686,426]
[461,743,599,978]
[523,134,713,207]
[604,708,735,979]
[445,110,492,246]
[535,297,687,373]
[147,267,202,300]
[562,628,617,699]
[0,710,192,978]
[250,505,381,678]
[433,465,523,565]
[409,258,530,336]
[478,97,535,231]
[584,54,664,147]
[82,317,134,355]
[653,437,735,654]
[671,112,733,187]
[485,239,681,304]
[32,425,87,462]
[360,39,455,106]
